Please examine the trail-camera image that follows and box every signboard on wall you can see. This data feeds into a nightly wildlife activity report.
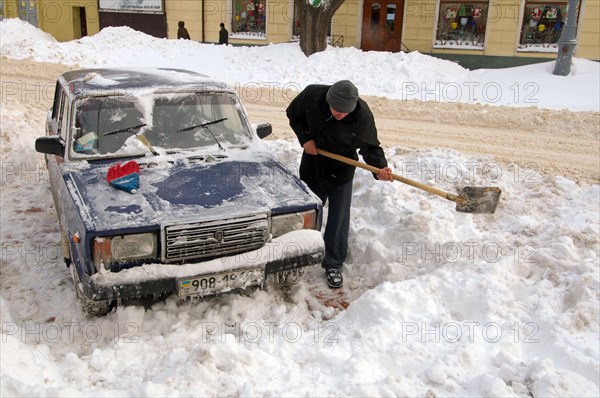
[99,0,163,13]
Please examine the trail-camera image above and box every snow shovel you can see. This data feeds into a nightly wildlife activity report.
[316,149,501,214]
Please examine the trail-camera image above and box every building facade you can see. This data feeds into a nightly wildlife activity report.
[2,0,598,64]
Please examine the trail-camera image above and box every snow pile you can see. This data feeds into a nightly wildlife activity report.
[1,128,598,396]
[0,19,599,397]
[2,18,599,110]
[0,18,56,45]
[0,18,59,60]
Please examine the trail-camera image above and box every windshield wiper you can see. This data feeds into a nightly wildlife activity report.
[102,123,158,156]
[102,123,147,136]
[177,118,227,151]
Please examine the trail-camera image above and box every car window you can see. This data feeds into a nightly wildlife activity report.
[72,96,146,156]
[48,84,67,137]
[56,89,66,134]
[145,92,252,151]
[51,82,61,120]
[57,90,67,138]
[70,92,253,159]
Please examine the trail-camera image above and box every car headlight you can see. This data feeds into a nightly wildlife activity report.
[271,210,317,238]
[93,233,158,271]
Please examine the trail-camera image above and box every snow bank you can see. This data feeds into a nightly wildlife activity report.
[2,18,599,110]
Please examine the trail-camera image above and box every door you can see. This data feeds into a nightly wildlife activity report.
[18,0,38,27]
[100,12,167,38]
[72,7,88,38]
[45,83,68,220]
[360,0,404,52]
[79,7,88,37]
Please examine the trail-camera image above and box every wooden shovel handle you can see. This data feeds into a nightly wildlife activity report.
[316,149,459,202]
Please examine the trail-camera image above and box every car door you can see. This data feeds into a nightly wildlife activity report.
[45,82,69,219]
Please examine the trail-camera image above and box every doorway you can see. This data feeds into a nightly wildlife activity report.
[360,0,404,52]
[73,7,88,38]
[18,0,38,27]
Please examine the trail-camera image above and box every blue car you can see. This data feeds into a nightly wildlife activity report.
[35,68,324,316]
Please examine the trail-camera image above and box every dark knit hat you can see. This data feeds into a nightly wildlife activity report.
[326,80,358,113]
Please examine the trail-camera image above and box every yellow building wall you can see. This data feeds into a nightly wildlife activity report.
[2,0,20,19]
[165,0,204,41]
[402,0,598,60]
[164,0,600,61]
[577,0,600,60]
[403,0,438,53]
[184,0,291,45]
[6,0,597,61]
[262,0,292,44]
[36,0,99,41]
[331,0,360,48]
[484,0,521,56]
[116,0,600,62]
[203,0,227,43]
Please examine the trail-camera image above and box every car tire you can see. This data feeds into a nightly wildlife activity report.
[70,260,112,317]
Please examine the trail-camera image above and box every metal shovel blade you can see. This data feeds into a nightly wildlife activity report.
[455,187,502,214]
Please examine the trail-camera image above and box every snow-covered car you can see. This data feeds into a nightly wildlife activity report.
[35,68,325,316]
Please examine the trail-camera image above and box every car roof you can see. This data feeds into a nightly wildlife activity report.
[60,68,231,98]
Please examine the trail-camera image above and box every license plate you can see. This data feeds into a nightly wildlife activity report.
[178,268,264,298]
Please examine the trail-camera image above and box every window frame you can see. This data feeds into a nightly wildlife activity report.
[231,0,267,40]
[517,0,580,53]
[434,1,490,50]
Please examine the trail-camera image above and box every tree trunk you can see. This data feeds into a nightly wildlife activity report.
[298,0,346,57]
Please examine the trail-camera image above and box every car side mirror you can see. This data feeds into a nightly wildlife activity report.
[35,136,65,157]
[255,122,272,139]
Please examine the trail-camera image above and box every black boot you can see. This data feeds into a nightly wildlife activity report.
[325,268,343,288]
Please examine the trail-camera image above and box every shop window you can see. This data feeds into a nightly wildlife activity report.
[518,1,579,52]
[435,2,489,49]
[232,0,266,39]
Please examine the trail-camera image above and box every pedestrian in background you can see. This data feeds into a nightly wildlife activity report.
[178,21,191,40]
[219,23,229,45]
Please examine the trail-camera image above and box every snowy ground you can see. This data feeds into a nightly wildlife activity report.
[1,19,599,397]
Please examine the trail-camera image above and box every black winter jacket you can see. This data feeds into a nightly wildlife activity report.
[219,27,229,44]
[286,84,388,192]
[177,27,190,40]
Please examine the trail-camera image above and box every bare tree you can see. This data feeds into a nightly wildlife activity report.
[296,0,347,56]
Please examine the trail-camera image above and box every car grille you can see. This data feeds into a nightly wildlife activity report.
[164,214,269,262]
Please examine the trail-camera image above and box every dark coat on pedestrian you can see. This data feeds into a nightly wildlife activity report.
[178,21,191,40]
[219,25,229,45]
[286,84,388,193]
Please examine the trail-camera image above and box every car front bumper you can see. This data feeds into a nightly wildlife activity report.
[80,230,324,302]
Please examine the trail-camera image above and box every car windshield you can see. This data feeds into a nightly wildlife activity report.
[71,91,253,158]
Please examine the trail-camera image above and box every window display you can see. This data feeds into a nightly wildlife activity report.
[232,0,266,38]
[518,1,579,51]
[435,2,489,49]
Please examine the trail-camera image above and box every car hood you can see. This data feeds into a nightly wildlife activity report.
[66,156,316,232]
